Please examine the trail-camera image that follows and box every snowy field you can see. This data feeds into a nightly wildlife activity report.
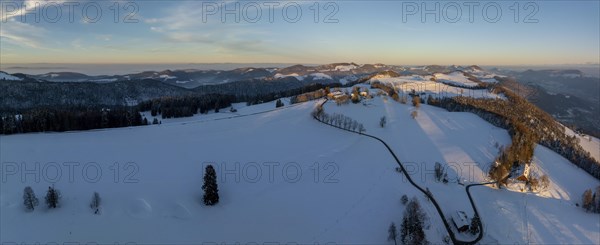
[370,75,503,100]
[1,100,444,244]
[323,93,599,243]
[564,126,600,162]
[434,72,479,87]
[1,87,599,244]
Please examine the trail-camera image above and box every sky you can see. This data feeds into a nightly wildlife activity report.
[0,0,599,66]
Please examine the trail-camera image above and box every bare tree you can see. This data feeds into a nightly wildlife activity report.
[582,189,594,212]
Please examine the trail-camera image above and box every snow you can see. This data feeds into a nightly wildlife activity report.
[322,90,599,244]
[434,72,479,87]
[310,73,332,80]
[90,78,118,82]
[0,99,444,244]
[1,86,598,244]
[335,64,358,71]
[159,74,177,80]
[474,145,600,244]
[175,80,190,84]
[551,73,582,78]
[480,78,499,83]
[564,126,600,162]
[0,72,22,81]
[338,75,357,85]
[274,73,305,81]
[371,75,503,99]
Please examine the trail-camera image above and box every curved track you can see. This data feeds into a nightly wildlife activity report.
[314,99,492,245]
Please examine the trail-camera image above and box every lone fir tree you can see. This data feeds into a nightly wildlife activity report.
[202,165,219,206]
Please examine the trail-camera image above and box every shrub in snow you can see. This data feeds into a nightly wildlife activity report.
[434,162,445,183]
[23,186,39,211]
[412,96,421,108]
[275,99,284,108]
[411,110,418,119]
[90,192,101,214]
[203,165,220,206]
[401,195,408,205]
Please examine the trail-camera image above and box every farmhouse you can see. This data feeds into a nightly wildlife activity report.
[513,164,530,182]
[451,211,470,233]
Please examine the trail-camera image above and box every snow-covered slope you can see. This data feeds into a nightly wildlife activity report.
[0,100,443,244]
[0,72,23,81]
[565,126,600,162]
[370,75,503,99]
[1,86,598,244]
[322,92,599,244]
[434,72,479,87]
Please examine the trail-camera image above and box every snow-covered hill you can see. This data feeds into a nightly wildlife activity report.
[0,71,22,81]
[2,87,598,243]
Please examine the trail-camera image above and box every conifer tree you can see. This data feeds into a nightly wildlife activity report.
[202,165,220,206]
[23,186,39,211]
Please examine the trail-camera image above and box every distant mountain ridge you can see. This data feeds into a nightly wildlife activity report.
[0,63,494,110]
[2,63,597,138]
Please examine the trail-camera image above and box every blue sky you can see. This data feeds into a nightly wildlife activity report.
[1,0,599,65]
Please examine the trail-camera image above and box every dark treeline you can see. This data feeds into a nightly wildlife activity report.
[1,81,340,135]
[1,107,144,134]
[428,79,600,181]
[253,83,339,105]
[138,94,235,119]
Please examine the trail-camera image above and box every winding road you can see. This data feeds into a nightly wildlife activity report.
[314,98,496,245]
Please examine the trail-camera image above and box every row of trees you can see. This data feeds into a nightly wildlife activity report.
[1,107,145,135]
[22,165,220,213]
[290,89,327,104]
[23,186,62,211]
[2,81,341,134]
[138,94,235,119]
[313,105,366,134]
[24,186,103,214]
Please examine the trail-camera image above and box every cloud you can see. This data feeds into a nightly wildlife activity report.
[0,19,47,48]
[0,0,68,49]
[1,0,67,22]
[144,1,273,54]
